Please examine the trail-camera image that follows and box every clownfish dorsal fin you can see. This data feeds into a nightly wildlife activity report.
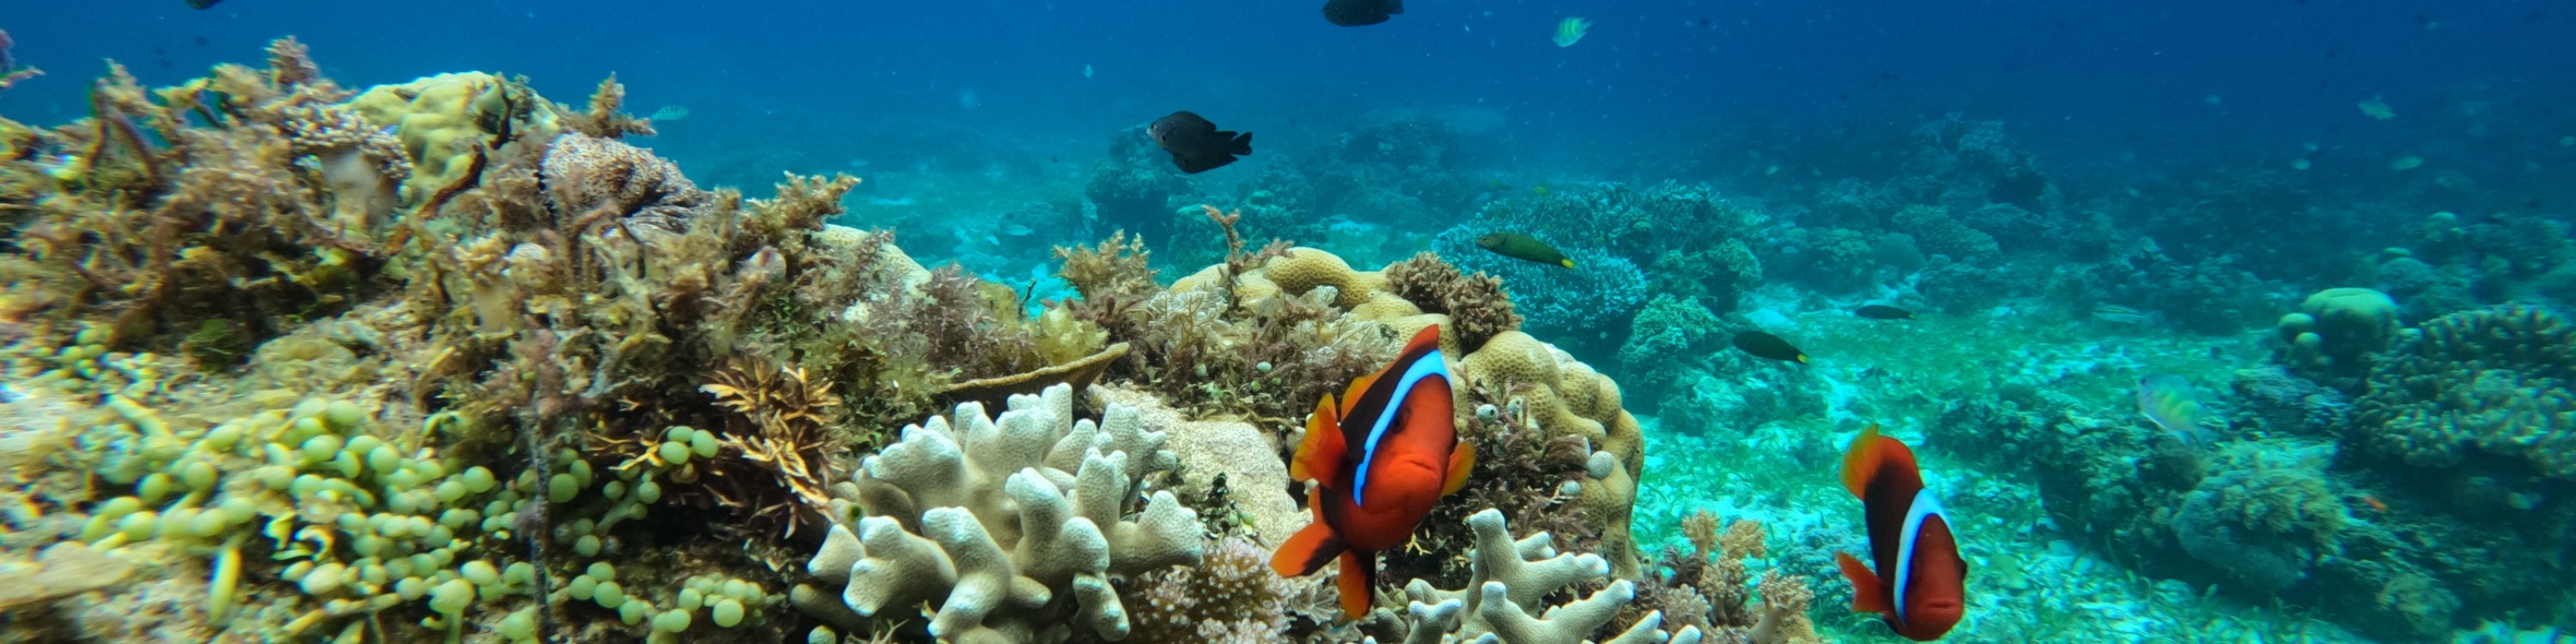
[1438,440,1477,497]
[1836,551,1892,614]
[1340,375,1373,416]
[1840,422,1884,498]
[1291,394,1346,483]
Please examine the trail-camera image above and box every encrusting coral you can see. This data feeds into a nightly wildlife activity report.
[796,383,1204,644]
[2352,305,2576,478]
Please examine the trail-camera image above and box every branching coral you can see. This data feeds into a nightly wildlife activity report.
[1382,251,1522,354]
[796,384,1203,643]
[1055,231,1160,306]
[562,73,657,139]
[1382,508,1703,644]
[1431,223,1645,355]
[1627,511,1816,644]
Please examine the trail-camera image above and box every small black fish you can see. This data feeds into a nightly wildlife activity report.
[1323,0,1403,27]
[1855,305,1913,320]
[1476,232,1573,269]
[186,0,222,9]
[1148,111,1252,174]
[1732,331,1808,364]
[195,35,210,47]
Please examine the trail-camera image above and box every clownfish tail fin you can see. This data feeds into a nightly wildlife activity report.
[1270,519,1347,579]
[1836,551,1893,615]
[1335,550,1377,620]
[1839,423,1884,498]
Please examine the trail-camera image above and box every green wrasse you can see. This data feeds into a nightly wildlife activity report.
[1476,232,1574,269]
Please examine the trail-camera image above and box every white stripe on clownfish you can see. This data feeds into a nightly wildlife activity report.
[1352,348,1451,508]
[1893,486,1948,625]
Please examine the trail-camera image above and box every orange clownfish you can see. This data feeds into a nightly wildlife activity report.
[1270,325,1477,619]
[1835,423,1969,641]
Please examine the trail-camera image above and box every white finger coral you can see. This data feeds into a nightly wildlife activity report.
[1391,508,1702,644]
[795,383,1202,643]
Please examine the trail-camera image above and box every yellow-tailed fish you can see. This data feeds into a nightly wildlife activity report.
[1476,232,1574,269]
[1553,17,1591,47]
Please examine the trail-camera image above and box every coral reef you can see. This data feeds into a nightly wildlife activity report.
[1382,251,1522,354]
[2171,445,2345,593]
[1122,537,1300,644]
[1378,509,1702,644]
[2352,305,2576,478]
[1431,224,1646,362]
[1083,125,1194,248]
[797,384,1203,643]
[2274,287,2401,386]
[0,39,1686,644]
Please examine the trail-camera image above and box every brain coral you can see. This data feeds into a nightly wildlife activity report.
[2352,306,2576,478]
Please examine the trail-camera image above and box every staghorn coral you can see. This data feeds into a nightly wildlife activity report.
[2352,305,2576,478]
[797,384,1203,644]
[1382,251,1522,354]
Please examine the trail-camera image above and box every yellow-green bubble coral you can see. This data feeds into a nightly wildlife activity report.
[548,474,580,503]
[593,580,626,609]
[689,431,719,459]
[652,609,691,633]
[711,598,745,628]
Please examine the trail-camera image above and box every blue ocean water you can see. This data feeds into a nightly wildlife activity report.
[12,1,2570,191]
[5,1,2576,642]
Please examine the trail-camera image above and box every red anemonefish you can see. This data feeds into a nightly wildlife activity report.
[1270,325,1477,619]
[1835,423,1969,641]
